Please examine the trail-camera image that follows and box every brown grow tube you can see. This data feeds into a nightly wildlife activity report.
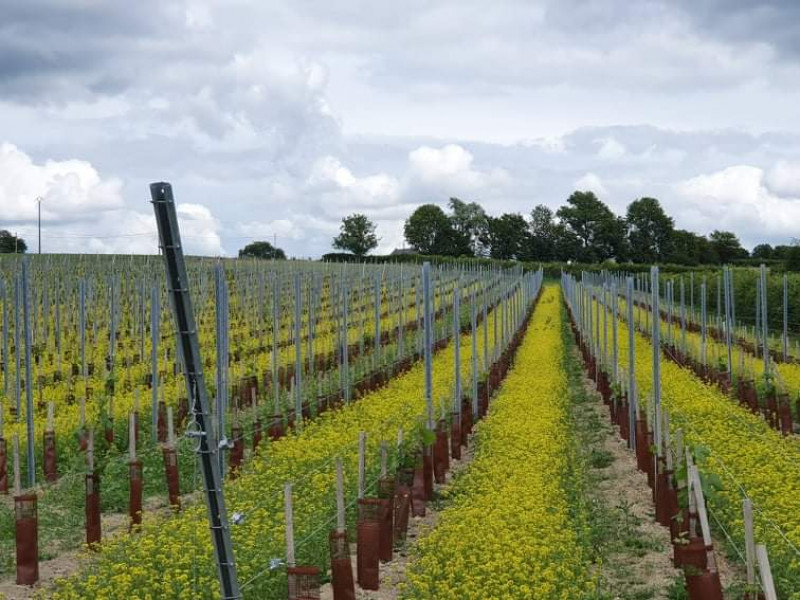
[329,530,355,600]
[356,498,381,591]
[288,565,321,600]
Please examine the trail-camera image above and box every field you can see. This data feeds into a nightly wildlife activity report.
[0,255,796,599]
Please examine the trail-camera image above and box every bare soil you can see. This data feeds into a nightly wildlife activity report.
[577,359,742,599]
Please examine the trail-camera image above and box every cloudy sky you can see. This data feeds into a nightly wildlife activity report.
[2,0,800,257]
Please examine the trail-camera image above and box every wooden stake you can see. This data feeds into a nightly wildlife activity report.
[690,465,718,573]
[685,450,697,535]
[663,409,672,472]
[79,396,86,429]
[743,498,756,588]
[87,429,94,475]
[756,544,778,600]
[13,434,21,495]
[167,406,175,448]
[46,402,54,432]
[336,458,345,533]
[284,482,295,567]
[358,431,366,499]
[380,442,387,478]
[129,413,136,461]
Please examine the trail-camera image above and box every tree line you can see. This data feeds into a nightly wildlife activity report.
[398,193,798,267]
[247,190,799,267]
[401,193,752,265]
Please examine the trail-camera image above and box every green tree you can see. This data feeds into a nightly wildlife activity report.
[332,213,379,256]
[404,204,470,256]
[785,240,800,272]
[773,245,792,260]
[752,243,774,260]
[709,230,748,263]
[626,197,674,263]
[0,230,27,253]
[448,197,487,256]
[527,205,558,261]
[238,240,285,260]
[666,230,716,265]
[556,191,624,262]
[553,223,582,262]
[486,213,529,260]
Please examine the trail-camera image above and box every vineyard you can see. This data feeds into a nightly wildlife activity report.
[0,195,799,599]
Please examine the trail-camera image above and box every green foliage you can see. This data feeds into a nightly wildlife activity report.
[752,243,774,259]
[626,197,674,263]
[0,229,26,253]
[403,204,471,256]
[238,240,286,260]
[557,191,626,262]
[332,213,379,256]
[528,204,558,261]
[709,230,748,263]
[448,197,489,256]
[486,213,528,260]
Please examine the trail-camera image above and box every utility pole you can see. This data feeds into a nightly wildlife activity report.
[149,182,241,599]
[37,197,42,254]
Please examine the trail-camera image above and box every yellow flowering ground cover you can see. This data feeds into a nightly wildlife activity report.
[625,299,800,400]
[404,286,596,600]
[47,285,524,599]
[601,297,800,597]
[0,271,435,460]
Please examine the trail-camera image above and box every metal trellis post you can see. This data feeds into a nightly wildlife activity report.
[149,182,240,600]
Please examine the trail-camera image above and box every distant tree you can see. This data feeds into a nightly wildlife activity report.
[553,223,582,262]
[238,240,286,260]
[752,244,774,260]
[332,213,379,256]
[709,230,748,263]
[448,198,487,256]
[0,230,27,253]
[527,205,558,261]
[557,191,624,262]
[486,213,529,260]
[773,245,792,260]
[626,197,674,263]
[404,204,470,256]
[404,204,448,254]
[666,230,716,265]
[785,240,800,272]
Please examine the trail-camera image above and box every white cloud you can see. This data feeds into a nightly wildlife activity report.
[522,136,566,153]
[0,143,124,222]
[0,143,224,255]
[309,156,400,210]
[596,137,627,160]
[176,203,224,255]
[238,218,304,242]
[574,172,607,196]
[408,144,510,192]
[765,160,800,198]
[675,164,800,246]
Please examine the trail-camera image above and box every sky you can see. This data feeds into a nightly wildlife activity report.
[2,0,800,257]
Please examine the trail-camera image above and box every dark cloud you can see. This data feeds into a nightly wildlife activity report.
[0,1,184,98]
[676,0,800,60]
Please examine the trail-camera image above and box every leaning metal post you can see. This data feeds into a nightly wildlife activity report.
[149,182,241,599]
